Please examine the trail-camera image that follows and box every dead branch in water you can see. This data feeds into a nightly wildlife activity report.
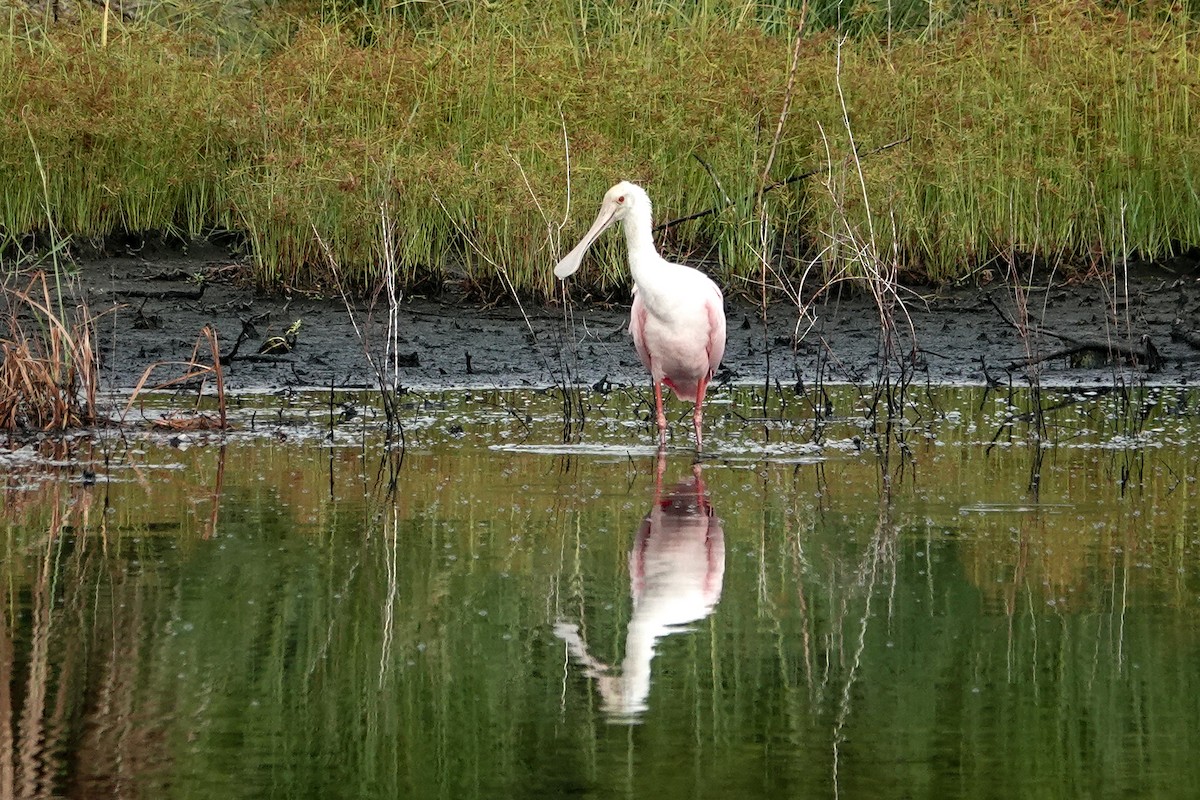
[988,296,1163,371]
[1005,337,1162,371]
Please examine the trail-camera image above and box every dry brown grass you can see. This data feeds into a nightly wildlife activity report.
[0,271,230,436]
[0,271,99,432]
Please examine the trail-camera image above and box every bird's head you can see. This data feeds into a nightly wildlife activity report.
[601,181,650,224]
[554,181,650,279]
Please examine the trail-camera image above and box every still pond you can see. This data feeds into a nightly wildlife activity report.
[2,384,1198,799]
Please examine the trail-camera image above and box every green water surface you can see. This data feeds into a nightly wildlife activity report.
[2,386,1198,799]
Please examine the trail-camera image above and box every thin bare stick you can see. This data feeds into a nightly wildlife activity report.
[752,3,809,415]
[760,1,809,191]
[313,217,405,442]
[558,104,572,231]
[202,325,227,428]
[692,154,731,206]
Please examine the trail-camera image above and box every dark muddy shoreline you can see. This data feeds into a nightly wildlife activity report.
[68,241,1200,396]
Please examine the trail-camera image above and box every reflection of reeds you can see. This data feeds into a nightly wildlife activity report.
[0,594,12,798]
[0,387,1197,795]
[16,526,52,800]
[831,497,897,797]
[0,481,140,799]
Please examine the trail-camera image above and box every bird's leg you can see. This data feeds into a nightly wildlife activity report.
[653,381,667,445]
[692,374,710,451]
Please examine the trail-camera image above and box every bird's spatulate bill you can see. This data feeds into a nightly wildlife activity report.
[554,206,619,279]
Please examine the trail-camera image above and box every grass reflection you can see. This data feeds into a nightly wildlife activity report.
[0,386,1197,797]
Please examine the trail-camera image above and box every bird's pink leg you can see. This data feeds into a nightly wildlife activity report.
[653,381,667,446]
[692,375,710,451]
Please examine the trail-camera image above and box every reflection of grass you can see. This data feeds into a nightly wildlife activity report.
[0,385,1198,796]
[2,1,1199,296]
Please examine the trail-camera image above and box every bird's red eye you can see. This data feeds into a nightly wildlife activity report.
[617,195,625,203]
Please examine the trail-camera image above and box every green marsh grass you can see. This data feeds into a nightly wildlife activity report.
[1,0,1198,298]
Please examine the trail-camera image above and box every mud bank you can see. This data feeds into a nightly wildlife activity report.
[69,242,1200,395]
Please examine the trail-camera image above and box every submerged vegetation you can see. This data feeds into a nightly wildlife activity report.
[1,0,1198,297]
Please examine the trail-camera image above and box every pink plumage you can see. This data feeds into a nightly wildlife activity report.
[555,181,727,450]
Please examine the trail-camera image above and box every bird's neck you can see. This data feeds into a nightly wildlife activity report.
[622,212,658,279]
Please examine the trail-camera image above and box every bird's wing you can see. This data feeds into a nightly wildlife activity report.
[705,283,727,375]
[630,292,653,375]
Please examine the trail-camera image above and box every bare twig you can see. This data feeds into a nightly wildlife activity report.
[692,153,731,205]
[1005,338,1162,371]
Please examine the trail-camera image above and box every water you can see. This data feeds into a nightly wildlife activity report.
[2,385,1199,799]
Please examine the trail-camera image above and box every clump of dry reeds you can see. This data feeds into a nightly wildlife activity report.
[770,36,919,451]
[0,271,99,432]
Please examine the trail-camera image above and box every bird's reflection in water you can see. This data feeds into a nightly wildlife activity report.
[555,458,725,722]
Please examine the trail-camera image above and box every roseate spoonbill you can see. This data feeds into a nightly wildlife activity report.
[554,181,726,449]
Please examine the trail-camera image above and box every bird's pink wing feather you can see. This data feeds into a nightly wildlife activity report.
[630,291,653,374]
[705,284,726,376]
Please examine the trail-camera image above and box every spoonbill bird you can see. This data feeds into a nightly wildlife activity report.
[554,182,727,450]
